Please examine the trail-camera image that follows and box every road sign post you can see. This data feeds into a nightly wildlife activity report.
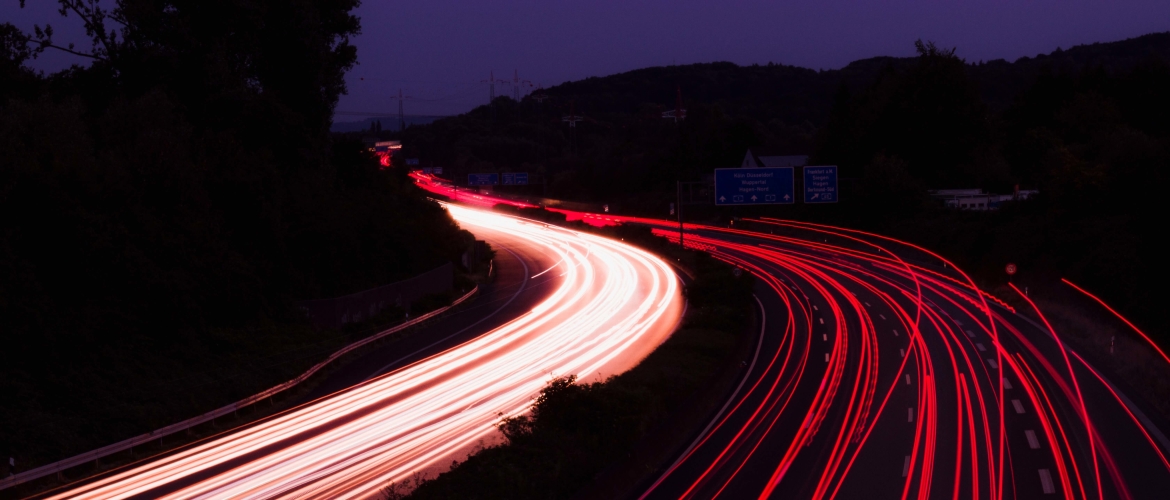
[803,166,838,203]
[714,167,794,205]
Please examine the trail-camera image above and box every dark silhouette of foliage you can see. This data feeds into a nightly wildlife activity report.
[402,232,753,500]
[1,0,472,473]
[401,32,1170,340]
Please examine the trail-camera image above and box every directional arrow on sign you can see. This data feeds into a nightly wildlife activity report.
[783,194,790,201]
[719,196,726,202]
[750,195,758,202]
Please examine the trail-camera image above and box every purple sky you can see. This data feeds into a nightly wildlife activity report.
[9,1,1170,117]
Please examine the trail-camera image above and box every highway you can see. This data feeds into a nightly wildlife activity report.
[46,203,683,499]
[638,219,1170,499]
[412,171,1170,498]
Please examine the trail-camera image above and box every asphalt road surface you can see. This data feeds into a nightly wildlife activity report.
[46,203,683,500]
[639,219,1170,500]
[411,170,1170,499]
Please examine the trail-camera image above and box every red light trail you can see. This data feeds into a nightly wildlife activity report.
[409,174,1170,498]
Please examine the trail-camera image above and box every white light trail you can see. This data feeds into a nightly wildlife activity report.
[53,204,683,500]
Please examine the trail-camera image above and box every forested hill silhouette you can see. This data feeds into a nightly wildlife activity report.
[402,32,1170,195]
[534,31,1170,123]
[1,1,472,472]
[400,31,1170,348]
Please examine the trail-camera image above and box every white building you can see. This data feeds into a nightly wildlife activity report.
[928,188,1037,211]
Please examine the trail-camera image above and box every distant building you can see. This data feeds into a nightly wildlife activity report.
[928,187,1037,211]
[742,149,808,168]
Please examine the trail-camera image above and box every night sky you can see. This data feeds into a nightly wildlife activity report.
[9,0,1170,117]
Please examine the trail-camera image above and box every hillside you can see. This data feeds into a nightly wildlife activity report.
[398,32,1170,341]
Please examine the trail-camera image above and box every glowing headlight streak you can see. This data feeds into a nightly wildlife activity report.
[51,203,682,500]
[412,175,1165,498]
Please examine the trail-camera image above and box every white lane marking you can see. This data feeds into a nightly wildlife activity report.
[530,259,563,278]
[825,353,830,362]
[813,305,819,311]
[651,294,769,492]
[908,408,915,422]
[905,374,912,385]
[865,301,872,307]
[823,334,828,341]
[899,348,905,358]
[976,343,987,352]
[893,329,899,337]
[1003,378,1013,389]
[956,319,964,326]
[987,359,999,369]
[965,330,976,337]
[1025,430,1041,449]
[1039,469,1056,494]
[880,314,887,320]
[1012,399,1026,414]
[819,318,825,325]
[902,456,911,477]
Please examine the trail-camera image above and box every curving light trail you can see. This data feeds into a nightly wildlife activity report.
[50,203,683,500]
[415,172,1170,498]
[638,219,1170,499]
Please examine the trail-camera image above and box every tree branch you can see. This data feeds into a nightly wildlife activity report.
[58,0,113,56]
[39,41,104,60]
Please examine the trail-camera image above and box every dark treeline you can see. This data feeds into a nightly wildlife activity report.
[400,32,1170,339]
[0,1,470,469]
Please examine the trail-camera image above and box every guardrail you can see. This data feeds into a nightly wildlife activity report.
[0,286,479,491]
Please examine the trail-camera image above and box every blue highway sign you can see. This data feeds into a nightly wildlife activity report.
[803,166,838,203]
[502,172,529,185]
[714,167,794,205]
[467,173,499,186]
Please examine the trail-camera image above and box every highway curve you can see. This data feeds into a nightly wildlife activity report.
[638,219,1170,499]
[46,203,683,500]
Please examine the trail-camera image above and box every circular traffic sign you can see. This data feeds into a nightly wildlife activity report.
[1005,263,1017,276]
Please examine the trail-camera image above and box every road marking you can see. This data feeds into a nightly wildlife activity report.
[900,348,905,358]
[905,374,912,385]
[819,318,825,325]
[880,314,887,320]
[825,353,830,362]
[976,343,987,352]
[530,258,563,278]
[823,334,828,341]
[902,456,911,477]
[956,319,964,326]
[1012,399,1026,414]
[1039,469,1056,494]
[865,301,872,307]
[908,408,915,422]
[1025,430,1041,449]
[965,330,976,337]
[893,329,899,337]
[813,305,818,311]
[987,359,998,369]
[1003,378,1013,389]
